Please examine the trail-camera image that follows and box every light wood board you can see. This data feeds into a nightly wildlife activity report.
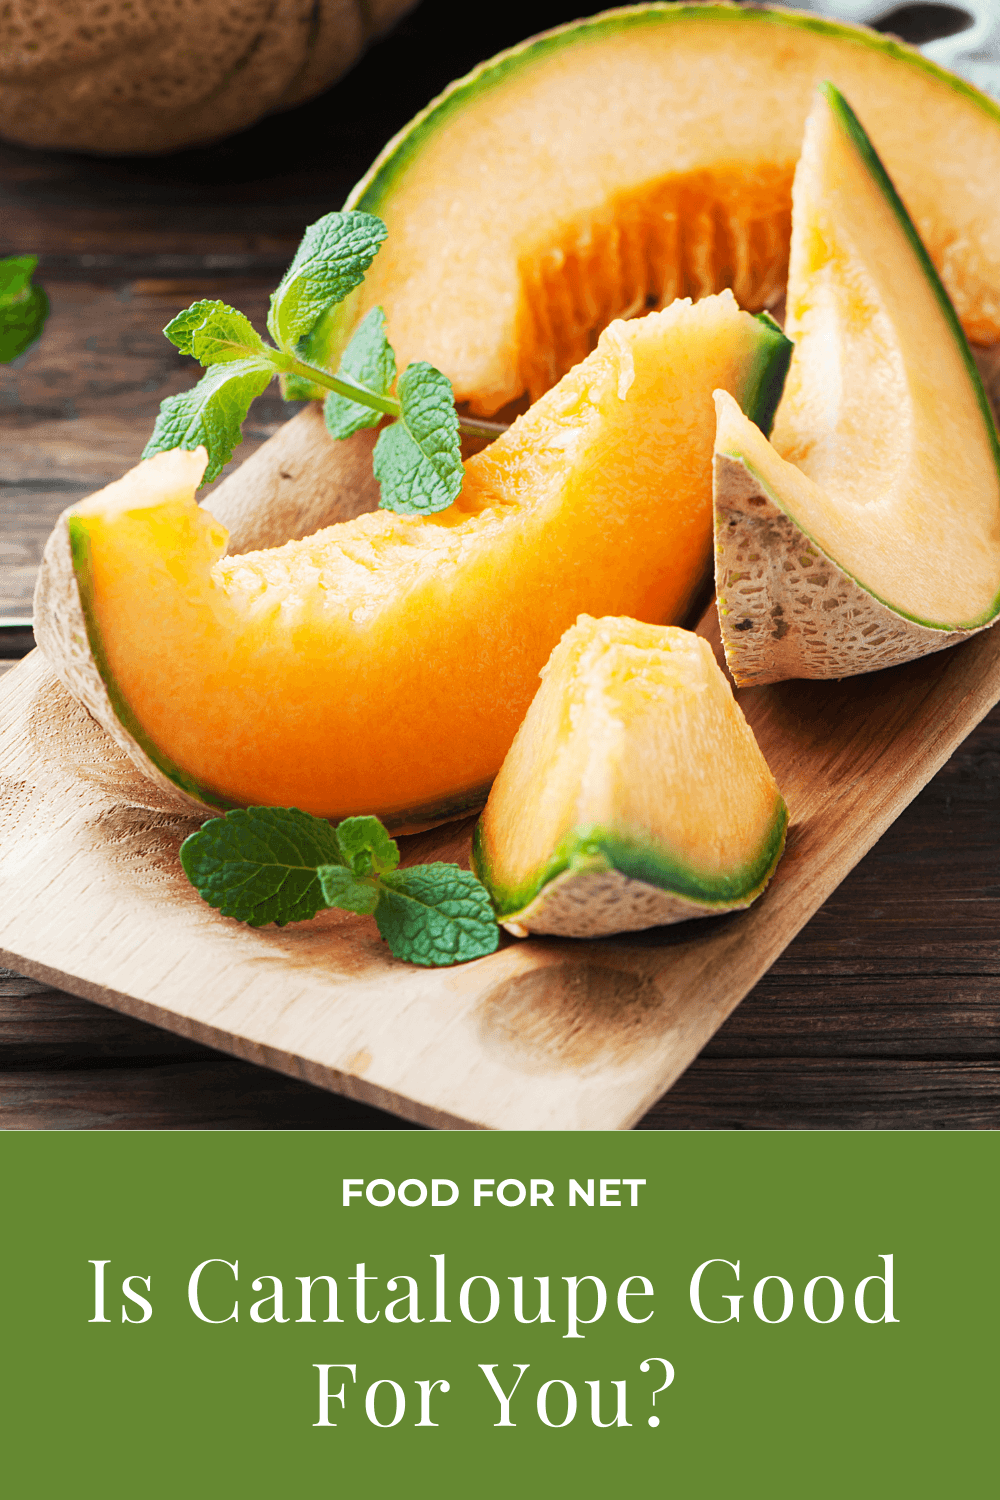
[5,553,1000,1128]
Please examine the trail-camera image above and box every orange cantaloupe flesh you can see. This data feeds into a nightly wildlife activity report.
[473,615,788,924]
[69,292,788,829]
[766,87,1000,626]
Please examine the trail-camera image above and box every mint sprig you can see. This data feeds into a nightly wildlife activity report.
[373,362,463,514]
[144,211,502,511]
[0,254,49,363]
[178,806,343,927]
[323,307,396,440]
[180,806,500,967]
[376,865,501,967]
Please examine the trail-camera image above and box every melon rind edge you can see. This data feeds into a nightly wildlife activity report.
[494,818,788,939]
[497,867,759,939]
[713,450,981,686]
[32,504,493,832]
[292,0,1000,392]
[475,801,789,940]
[32,510,221,818]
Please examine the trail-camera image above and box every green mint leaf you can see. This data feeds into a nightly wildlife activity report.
[336,814,400,877]
[317,864,381,916]
[372,362,463,515]
[0,254,37,300]
[0,254,49,363]
[165,300,270,366]
[142,356,274,483]
[164,300,221,356]
[267,211,388,352]
[180,807,344,927]
[375,864,499,966]
[179,804,498,965]
[323,306,397,440]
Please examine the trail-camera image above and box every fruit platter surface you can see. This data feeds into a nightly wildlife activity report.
[3,3,1000,1128]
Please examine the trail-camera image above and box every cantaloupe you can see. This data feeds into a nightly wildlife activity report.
[292,3,1000,412]
[35,291,790,831]
[471,615,788,937]
[0,0,417,155]
[714,84,1000,685]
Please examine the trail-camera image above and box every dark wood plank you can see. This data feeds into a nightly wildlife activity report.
[0,971,417,1130]
[640,1060,1000,1129]
[0,1060,422,1131]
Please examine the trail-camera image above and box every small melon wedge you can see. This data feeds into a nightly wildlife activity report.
[300,4,1000,414]
[35,292,790,831]
[472,616,788,938]
[714,83,1000,686]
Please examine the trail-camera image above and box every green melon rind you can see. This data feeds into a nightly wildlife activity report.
[287,2,1000,397]
[68,515,493,831]
[69,517,238,810]
[744,312,793,437]
[353,8,1000,219]
[472,796,789,925]
[718,84,1000,638]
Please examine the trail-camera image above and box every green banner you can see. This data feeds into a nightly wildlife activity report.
[2,1131,994,1497]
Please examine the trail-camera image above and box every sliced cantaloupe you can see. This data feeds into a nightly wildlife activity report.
[714,84,1000,686]
[296,4,1000,414]
[35,291,790,831]
[471,615,788,938]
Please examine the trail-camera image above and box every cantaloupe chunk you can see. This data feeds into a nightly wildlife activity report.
[472,615,788,937]
[304,4,1000,415]
[35,291,790,831]
[714,85,1000,685]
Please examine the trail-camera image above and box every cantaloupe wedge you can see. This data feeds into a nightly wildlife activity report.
[471,615,788,938]
[714,84,1000,685]
[35,292,790,831]
[296,3,1000,414]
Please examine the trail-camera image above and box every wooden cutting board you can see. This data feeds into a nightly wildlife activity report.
[5,435,1000,1128]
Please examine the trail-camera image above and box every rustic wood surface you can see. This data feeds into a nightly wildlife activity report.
[3,593,1000,1129]
[2,696,999,1129]
[2,0,999,1128]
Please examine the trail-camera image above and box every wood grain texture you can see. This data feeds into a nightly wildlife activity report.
[4,585,1000,1128]
[0,275,305,620]
[3,699,998,1129]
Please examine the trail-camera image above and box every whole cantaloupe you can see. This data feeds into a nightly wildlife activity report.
[0,0,416,155]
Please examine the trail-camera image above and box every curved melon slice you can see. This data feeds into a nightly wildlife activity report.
[471,615,788,938]
[35,291,790,832]
[714,84,1000,685]
[296,4,1000,414]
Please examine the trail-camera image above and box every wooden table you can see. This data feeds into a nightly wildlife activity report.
[2,1,999,1129]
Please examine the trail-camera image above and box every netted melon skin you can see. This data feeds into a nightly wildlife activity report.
[499,866,763,940]
[713,452,980,687]
[0,0,416,155]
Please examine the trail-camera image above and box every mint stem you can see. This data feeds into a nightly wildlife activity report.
[284,353,508,442]
[283,353,400,418]
[453,414,509,440]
